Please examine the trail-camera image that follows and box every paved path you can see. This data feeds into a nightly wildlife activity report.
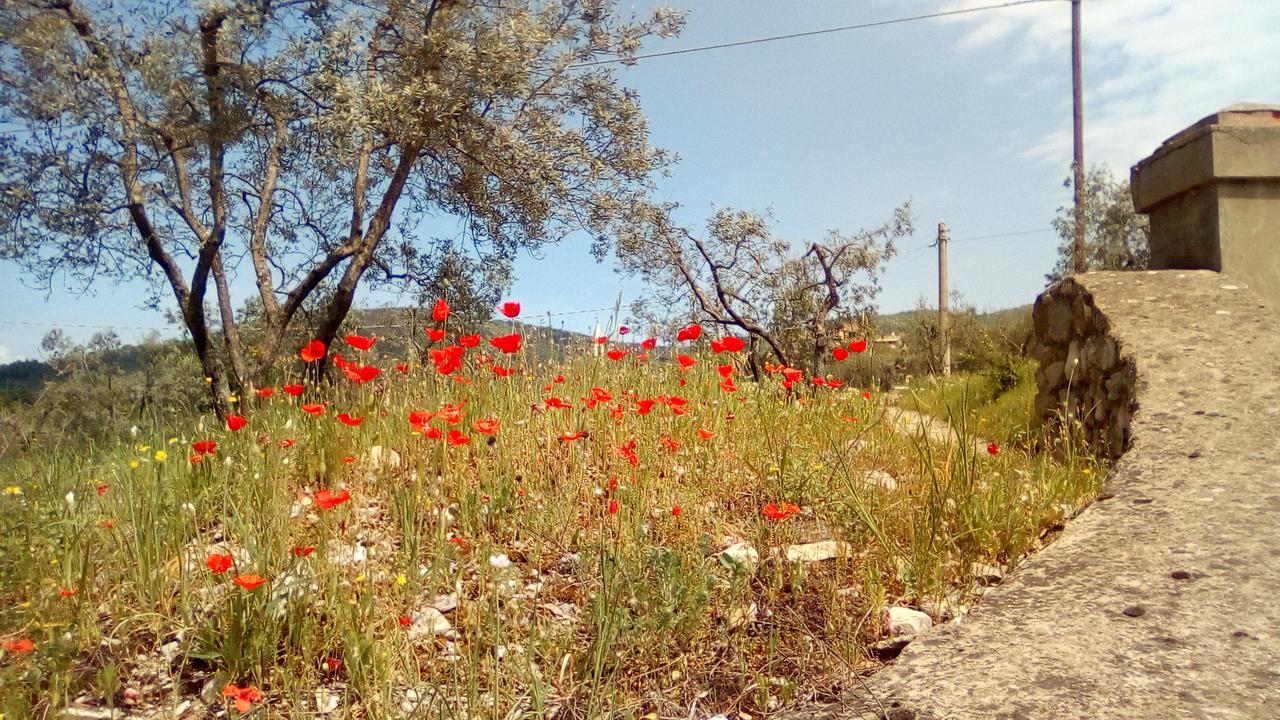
[787,271,1280,719]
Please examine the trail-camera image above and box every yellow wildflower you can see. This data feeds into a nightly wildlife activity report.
[396,574,407,586]
[2,486,22,495]
[154,450,168,462]
[128,460,140,470]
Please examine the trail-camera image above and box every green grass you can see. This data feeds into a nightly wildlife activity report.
[0,341,1098,718]
[901,359,1041,447]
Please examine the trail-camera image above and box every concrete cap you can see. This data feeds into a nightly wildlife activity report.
[1131,102,1280,212]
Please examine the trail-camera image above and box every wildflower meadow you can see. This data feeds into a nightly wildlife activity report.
[0,300,1099,718]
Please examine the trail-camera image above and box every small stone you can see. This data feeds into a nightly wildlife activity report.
[716,541,759,574]
[1170,570,1193,580]
[407,607,453,640]
[315,688,341,714]
[59,708,120,720]
[970,562,1005,586]
[364,445,402,471]
[784,540,852,563]
[432,594,459,613]
[725,602,758,630]
[859,470,898,492]
[886,606,932,638]
[1187,450,1202,459]
[1133,497,1153,505]
[1122,605,1146,617]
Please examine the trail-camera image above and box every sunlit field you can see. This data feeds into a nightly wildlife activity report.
[0,306,1100,718]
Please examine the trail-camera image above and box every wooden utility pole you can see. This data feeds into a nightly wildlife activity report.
[937,222,951,377]
[1071,0,1086,274]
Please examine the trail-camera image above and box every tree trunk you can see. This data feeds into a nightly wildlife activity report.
[211,254,249,397]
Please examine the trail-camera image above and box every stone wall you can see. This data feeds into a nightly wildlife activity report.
[1029,276,1138,458]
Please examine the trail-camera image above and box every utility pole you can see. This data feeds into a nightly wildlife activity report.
[1071,0,1086,274]
[936,222,951,377]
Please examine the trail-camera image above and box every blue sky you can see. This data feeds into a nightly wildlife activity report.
[2,0,1277,361]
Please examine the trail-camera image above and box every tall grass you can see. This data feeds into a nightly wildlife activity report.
[0,339,1099,718]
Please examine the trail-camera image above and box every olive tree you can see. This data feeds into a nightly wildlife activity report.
[1048,164,1149,281]
[0,0,682,413]
[618,202,912,378]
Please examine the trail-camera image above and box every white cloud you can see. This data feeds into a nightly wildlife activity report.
[0,344,12,364]
[939,0,1280,173]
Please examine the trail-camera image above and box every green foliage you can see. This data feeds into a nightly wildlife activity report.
[1049,164,1150,281]
[903,358,1041,447]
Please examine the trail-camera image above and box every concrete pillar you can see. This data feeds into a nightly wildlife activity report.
[1131,103,1280,306]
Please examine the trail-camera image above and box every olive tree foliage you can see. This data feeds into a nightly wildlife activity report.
[1048,164,1149,282]
[0,0,683,414]
[618,202,913,378]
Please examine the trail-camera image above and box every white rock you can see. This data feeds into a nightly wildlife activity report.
[716,541,759,573]
[784,540,852,563]
[432,594,458,613]
[860,470,898,491]
[725,602,758,629]
[364,445,402,471]
[971,562,1005,585]
[314,688,341,714]
[408,607,453,640]
[886,606,933,638]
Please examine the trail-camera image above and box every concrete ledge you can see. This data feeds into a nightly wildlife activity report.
[783,271,1280,719]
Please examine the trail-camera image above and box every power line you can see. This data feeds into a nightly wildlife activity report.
[568,0,1064,69]
[951,228,1055,243]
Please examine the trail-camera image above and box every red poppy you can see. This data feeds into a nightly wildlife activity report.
[96,483,109,496]
[344,334,376,351]
[594,336,608,345]
[343,365,382,384]
[421,426,443,440]
[671,505,682,517]
[761,502,801,520]
[323,657,342,672]
[332,353,350,370]
[314,488,351,511]
[545,397,571,410]
[254,387,275,398]
[492,366,514,377]
[619,325,630,335]
[432,298,451,322]
[676,323,702,342]
[498,301,521,318]
[812,377,826,387]
[559,431,587,442]
[635,399,656,415]
[408,410,434,427]
[232,573,267,591]
[282,383,304,397]
[782,367,804,383]
[291,546,315,558]
[490,333,523,354]
[2,638,35,653]
[206,553,234,574]
[720,377,738,393]
[606,349,627,361]
[226,415,247,431]
[987,442,1000,456]
[862,391,872,399]
[426,327,446,342]
[299,340,326,363]
[849,339,868,354]
[446,429,471,446]
[336,413,364,427]
[192,440,218,455]
[458,334,481,348]
[697,428,716,440]
[608,498,619,515]
[591,387,613,403]
[301,403,325,416]
[711,336,745,353]
[222,683,265,713]
[677,354,697,370]
[473,418,500,435]
[430,345,465,375]
[279,438,296,448]
[437,403,466,424]
[398,615,412,628]
[395,362,410,373]
[827,379,845,388]
[716,364,734,378]
[660,436,679,452]
[59,588,78,598]
[641,337,657,350]
[832,347,849,361]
